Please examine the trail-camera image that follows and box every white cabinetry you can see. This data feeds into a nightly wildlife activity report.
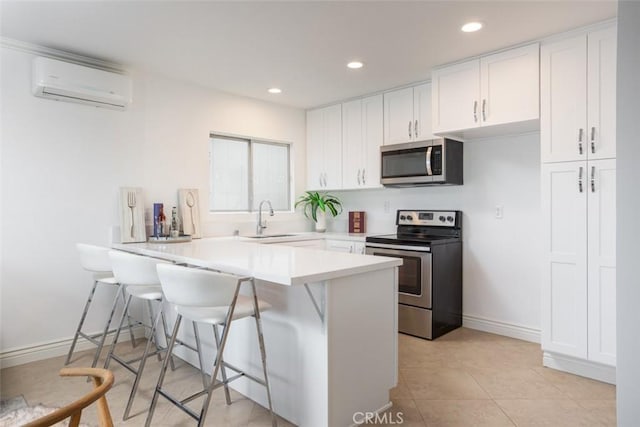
[325,239,365,254]
[342,95,383,189]
[432,44,539,136]
[540,26,617,383]
[383,83,435,145]
[541,27,617,163]
[306,104,342,190]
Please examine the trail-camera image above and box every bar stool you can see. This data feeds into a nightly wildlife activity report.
[65,243,136,368]
[145,264,277,427]
[104,251,208,421]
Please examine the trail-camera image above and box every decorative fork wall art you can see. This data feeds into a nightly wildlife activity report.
[119,187,147,243]
[178,188,201,238]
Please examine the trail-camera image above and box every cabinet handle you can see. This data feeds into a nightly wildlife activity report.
[591,166,596,193]
[319,174,323,187]
[357,169,361,186]
[414,120,419,138]
[362,168,366,185]
[324,173,328,187]
[578,128,584,155]
[578,166,583,193]
[473,101,478,122]
[349,246,354,253]
[482,99,487,122]
[590,127,596,154]
[408,121,412,139]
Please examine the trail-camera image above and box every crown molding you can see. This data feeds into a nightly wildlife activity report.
[0,36,127,74]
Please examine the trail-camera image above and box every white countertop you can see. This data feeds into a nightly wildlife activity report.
[113,237,400,286]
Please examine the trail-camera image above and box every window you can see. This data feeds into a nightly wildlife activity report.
[209,134,291,212]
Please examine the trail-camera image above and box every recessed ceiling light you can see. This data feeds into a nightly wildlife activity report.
[268,87,282,94]
[347,61,364,69]
[461,22,483,33]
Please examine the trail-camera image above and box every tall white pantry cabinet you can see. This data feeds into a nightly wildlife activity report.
[540,25,617,383]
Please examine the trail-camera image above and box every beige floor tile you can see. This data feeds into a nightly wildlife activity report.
[468,367,567,400]
[415,399,515,427]
[372,399,425,427]
[401,368,490,400]
[532,367,616,400]
[496,399,604,426]
[576,399,617,426]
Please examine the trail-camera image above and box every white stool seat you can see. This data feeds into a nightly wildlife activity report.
[126,285,163,301]
[95,275,118,285]
[175,296,271,325]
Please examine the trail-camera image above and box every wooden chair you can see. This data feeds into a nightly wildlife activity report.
[24,368,114,427]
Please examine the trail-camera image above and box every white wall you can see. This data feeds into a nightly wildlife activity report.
[331,133,542,338]
[0,45,306,356]
[616,2,640,424]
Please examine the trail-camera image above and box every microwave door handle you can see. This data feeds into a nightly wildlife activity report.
[426,146,433,176]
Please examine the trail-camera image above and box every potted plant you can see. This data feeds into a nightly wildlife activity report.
[294,191,343,232]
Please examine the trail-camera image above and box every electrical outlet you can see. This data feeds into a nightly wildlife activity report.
[384,200,391,213]
[495,205,504,219]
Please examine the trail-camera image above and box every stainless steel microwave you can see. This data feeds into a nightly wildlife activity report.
[380,138,463,187]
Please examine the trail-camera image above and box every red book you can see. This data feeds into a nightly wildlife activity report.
[349,211,366,234]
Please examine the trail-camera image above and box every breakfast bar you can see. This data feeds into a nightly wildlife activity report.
[113,238,401,427]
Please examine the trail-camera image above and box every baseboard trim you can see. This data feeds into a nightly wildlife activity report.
[0,326,145,369]
[463,314,541,343]
[543,351,616,385]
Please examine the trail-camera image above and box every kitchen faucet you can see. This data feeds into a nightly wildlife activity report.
[256,200,274,235]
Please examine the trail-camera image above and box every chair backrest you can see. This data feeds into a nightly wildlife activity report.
[24,367,114,427]
[108,250,169,287]
[77,243,112,273]
[157,263,244,308]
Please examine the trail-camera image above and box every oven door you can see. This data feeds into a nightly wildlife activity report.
[365,243,432,308]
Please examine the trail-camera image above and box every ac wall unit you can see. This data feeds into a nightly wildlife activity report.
[32,57,132,110]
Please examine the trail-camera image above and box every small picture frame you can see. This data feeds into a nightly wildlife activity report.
[120,187,146,243]
[178,188,201,238]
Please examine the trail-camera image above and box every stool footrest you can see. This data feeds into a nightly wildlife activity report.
[157,388,200,421]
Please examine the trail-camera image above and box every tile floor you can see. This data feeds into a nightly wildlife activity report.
[0,328,616,426]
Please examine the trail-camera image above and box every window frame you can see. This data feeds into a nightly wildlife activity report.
[209,132,293,213]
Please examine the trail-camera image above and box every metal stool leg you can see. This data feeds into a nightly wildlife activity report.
[251,280,277,427]
[65,280,99,365]
[145,314,183,427]
[160,306,177,371]
[89,283,124,368]
[123,286,137,348]
[104,293,133,370]
[213,324,232,405]
[123,299,164,420]
[193,321,208,389]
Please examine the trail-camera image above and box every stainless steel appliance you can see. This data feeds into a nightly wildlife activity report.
[380,138,463,187]
[366,210,462,339]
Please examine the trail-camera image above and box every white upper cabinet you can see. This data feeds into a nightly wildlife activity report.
[541,26,616,163]
[432,44,540,137]
[342,95,383,189]
[306,104,342,190]
[383,83,435,145]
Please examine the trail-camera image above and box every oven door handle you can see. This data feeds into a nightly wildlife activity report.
[365,242,431,252]
[426,146,433,176]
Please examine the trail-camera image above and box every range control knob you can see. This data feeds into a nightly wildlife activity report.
[447,216,454,222]
[439,216,446,222]
[407,215,413,221]
[400,215,406,220]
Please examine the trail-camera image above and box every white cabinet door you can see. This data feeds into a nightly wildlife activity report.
[384,87,414,145]
[342,99,363,189]
[322,104,343,189]
[413,83,435,140]
[325,239,355,253]
[353,242,366,255]
[587,27,617,160]
[432,59,480,134]
[306,109,324,190]
[587,159,616,366]
[361,94,383,188]
[541,36,588,163]
[480,44,539,127]
[541,161,588,359]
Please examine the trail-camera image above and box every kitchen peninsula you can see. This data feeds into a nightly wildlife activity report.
[113,237,402,427]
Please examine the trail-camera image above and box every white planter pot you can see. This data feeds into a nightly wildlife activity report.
[315,211,327,233]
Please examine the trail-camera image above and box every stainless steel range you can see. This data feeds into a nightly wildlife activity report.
[365,210,462,340]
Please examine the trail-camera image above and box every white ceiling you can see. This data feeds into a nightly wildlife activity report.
[0,1,616,109]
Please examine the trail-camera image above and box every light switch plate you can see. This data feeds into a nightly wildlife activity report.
[495,205,504,219]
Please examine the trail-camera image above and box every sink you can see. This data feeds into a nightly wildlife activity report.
[244,234,296,239]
